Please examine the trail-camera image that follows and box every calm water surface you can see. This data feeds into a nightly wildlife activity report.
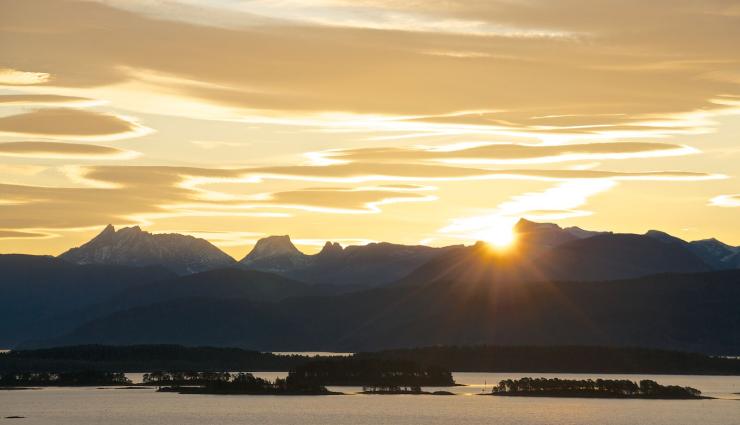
[2,372,739,424]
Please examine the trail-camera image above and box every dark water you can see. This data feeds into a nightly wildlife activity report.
[2,373,739,424]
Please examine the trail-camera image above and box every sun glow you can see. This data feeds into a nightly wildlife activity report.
[476,222,518,250]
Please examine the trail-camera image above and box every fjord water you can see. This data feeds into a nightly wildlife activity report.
[3,373,739,425]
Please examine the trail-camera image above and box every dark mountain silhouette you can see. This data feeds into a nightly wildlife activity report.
[514,218,602,252]
[396,228,712,287]
[240,235,461,288]
[6,220,740,351]
[32,269,740,354]
[0,254,174,347]
[536,233,712,281]
[645,230,740,269]
[59,225,236,275]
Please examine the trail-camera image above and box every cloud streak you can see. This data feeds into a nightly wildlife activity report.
[0,142,138,160]
[0,108,150,140]
[0,94,103,107]
[315,142,696,165]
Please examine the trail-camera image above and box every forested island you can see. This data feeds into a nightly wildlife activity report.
[288,358,454,386]
[489,377,705,399]
[153,372,335,395]
[147,358,454,395]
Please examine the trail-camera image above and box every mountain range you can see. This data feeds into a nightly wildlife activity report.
[57,219,740,282]
[2,219,739,352]
[240,235,462,289]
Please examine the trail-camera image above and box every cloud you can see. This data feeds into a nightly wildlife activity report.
[2,0,739,140]
[439,180,616,243]
[251,186,437,213]
[0,108,150,140]
[0,142,138,159]
[1,0,737,246]
[0,229,51,239]
[240,163,721,183]
[316,142,696,165]
[0,161,720,234]
[0,68,50,85]
[0,94,101,106]
[710,194,740,207]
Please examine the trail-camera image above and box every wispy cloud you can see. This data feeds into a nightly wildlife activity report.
[710,194,740,207]
[438,180,616,243]
[0,68,50,85]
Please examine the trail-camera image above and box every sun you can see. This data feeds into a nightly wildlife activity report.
[486,229,517,249]
[474,221,518,250]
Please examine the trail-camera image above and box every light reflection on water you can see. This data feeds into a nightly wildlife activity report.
[269,352,352,357]
[2,372,739,425]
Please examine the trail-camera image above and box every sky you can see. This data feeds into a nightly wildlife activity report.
[0,0,739,258]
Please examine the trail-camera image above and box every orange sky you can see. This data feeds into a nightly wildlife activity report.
[1,0,739,257]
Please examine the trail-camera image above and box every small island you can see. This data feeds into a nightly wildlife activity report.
[287,357,455,386]
[489,377,705,399]
[150,372,336,395]
[360,385,454,395]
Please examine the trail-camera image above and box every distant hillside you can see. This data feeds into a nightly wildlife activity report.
[60,225,236,275]
[31,270,740,354]
[4,344,739,375]
[358,346,740,375]
[80,267,320,316]
[0,344,311,373]
[5,266,322,349]
[0,254,175,347]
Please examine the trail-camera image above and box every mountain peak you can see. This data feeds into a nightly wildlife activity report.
[91,224,117,243]
[644,230,688,246]
[512,218,577,250]
[118,225,144,234]
[515,218,562,232]
[318,241,344,257]
[240,235,310,271]
[249,235,302,257]
[59,225,235,274]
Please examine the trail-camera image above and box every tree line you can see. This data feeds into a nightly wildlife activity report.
[286,358,454,387]
[0,371,131,386]
[492,377,702,399]
[153,372,331,395]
